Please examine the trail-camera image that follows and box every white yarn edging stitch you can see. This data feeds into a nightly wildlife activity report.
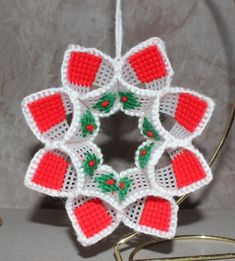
[150,87,215,145]
[122,190,178,239]
[24,144,84,198]
[21,87,82,146]
[65,194,122,246]
[120,37,174,94]
[146,141,213,197]
[61,44,118,100]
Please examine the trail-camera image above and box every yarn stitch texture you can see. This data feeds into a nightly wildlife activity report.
[22,37,215,246]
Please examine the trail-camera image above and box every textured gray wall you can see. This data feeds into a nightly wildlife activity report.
[0,0,234,209]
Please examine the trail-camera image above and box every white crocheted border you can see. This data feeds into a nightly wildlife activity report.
[145,140,213,197]
[66,194,122,246]
[120,37,174,95]
[24,144,83,197]
[21,87,100,146]
[24,141,104,197]
[122,190,178,239]
[61,44,118,100]
[150,87,215,145]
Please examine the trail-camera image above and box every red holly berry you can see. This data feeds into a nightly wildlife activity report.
[141,149,147,156]
[88,160,95,167]
[119,182,125,190]
[147,131,153,137]
[101,101,109,107]
[86,125,94,132]
[105,179,115,185]
[121,96,128,102]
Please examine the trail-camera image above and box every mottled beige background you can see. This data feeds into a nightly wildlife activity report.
[0,0,234,209]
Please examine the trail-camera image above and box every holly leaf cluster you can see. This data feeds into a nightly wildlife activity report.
[83,152,100,176]
[80,109,97,138]
[93,93,116,113]
[119,91,141,110]
[142,117,160,140]
[95,173,133,201]
[138,142,155,169]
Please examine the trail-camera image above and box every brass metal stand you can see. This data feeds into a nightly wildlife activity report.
[114,103,235,261]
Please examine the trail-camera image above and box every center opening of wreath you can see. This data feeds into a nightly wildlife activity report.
[95,111,144,172]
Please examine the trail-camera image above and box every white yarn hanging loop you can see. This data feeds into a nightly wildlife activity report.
[115,0,123,59]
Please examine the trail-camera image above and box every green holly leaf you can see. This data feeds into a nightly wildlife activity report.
[138,142,154,169]
[80,109,97,138]
[142,117,160,140]
[118,91,141,110]
[83,152,100,176]
[118,177,133,201]
[95,173,118,193]
[92,93,116,113]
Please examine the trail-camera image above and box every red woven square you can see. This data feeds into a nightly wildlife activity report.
[28,94,66,133]
[175,93,208,132]
[172,150,206,188]
[32,152,68,190]
[74,198,112,238]
[139,196,171,232]
[68,51,102,87]
[128,45,167,83]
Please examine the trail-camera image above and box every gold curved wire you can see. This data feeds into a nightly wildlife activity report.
[128,235,235,261]
[114,102,235,261]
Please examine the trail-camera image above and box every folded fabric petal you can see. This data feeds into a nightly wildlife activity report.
[22,88,81,145]
[147,143,213,196]
[66,195,121,246]
[118,38,173,116]
[121,37,174,91]
[149,87,215,143]
[22,88,100,144]
[123,192,178,238]
[24,146,83,197]
[61,45,116,100]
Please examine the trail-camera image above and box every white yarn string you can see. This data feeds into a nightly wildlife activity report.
[115,0,123,58]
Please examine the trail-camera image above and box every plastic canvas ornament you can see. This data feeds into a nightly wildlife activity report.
[22,0,215,247]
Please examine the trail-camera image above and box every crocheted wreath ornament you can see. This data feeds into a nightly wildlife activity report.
[22,37,214,246]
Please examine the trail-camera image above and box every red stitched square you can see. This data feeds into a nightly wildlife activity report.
[139,196,171,232]
[175,93,208,132]
[32,152,68,190]
[74,198,112,238]
[172,150,206,188]
[128,45,167,83]
[68,51,102,87]
[28,93,66,133]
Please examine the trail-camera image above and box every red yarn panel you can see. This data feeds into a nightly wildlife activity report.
[175,93,207,132]
[139,196,171,232]
[128,45,167,83]
[32,152,68,190]
[28,94,66,133]
[172,150,206,188]
[68,51,102,87]
[74,198,112,238]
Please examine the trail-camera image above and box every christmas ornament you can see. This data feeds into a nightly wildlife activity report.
[22,0,215,246]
